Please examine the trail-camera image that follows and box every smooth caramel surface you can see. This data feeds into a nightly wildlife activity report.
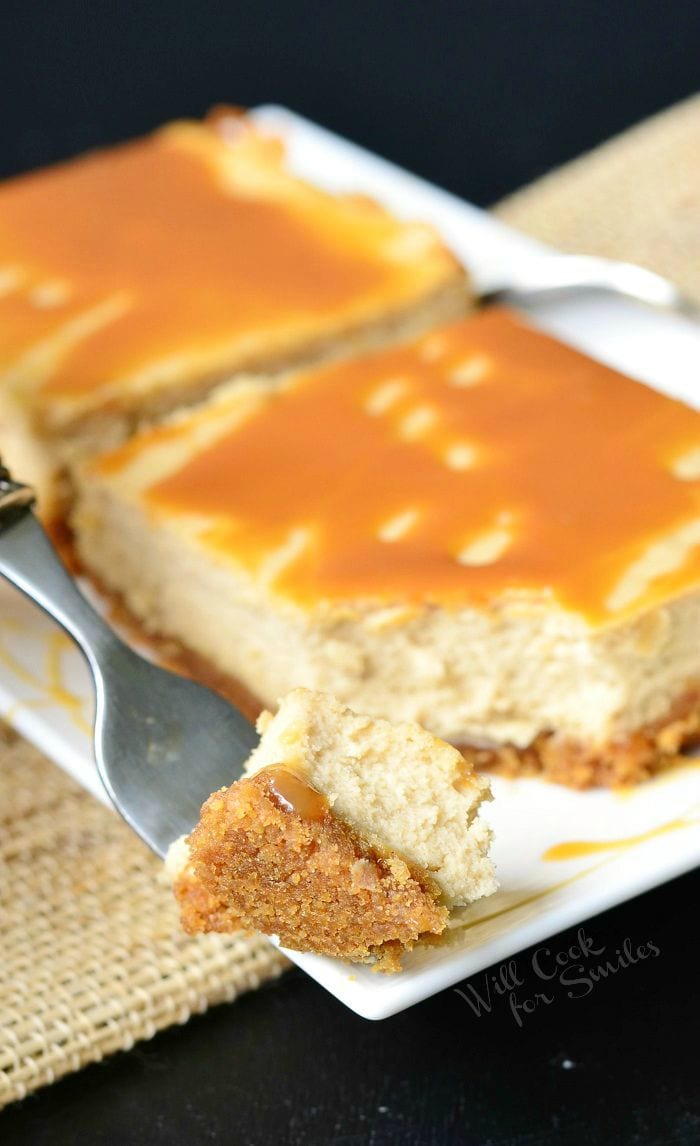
[145,307,700,622]
[261,765,328,821]
[0,119,438,397]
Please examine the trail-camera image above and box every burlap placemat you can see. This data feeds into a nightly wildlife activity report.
[495,93,700,304]
[0,725,289,1107]
[1,93,699,1109]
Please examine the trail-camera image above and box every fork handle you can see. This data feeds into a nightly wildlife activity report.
[480,252,700,321]
[0,465,119,676]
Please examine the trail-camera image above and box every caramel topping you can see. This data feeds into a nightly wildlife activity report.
[542,816,692,861]
[0,121,435,396]
[144,308,700,623]
[261,765,328,821]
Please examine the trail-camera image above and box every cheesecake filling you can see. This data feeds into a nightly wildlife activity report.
[168,691,495,970]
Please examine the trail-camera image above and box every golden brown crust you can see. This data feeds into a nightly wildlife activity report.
[463,686,700,789]
[173,770,447,972]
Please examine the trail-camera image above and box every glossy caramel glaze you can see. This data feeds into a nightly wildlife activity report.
[143,308,700,623]
[260,765,329,821]
[0,117,449,397]
[542,815,693,861]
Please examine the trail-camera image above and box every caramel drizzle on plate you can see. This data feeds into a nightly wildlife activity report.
[146,308,700,622]
[542,814,695,861]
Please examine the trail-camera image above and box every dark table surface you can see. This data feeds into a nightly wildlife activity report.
[2,3,699,1143]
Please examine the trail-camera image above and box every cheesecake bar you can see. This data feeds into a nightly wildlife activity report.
[73,306,700,787]
[167,688,495,970]
[0,109,466,516]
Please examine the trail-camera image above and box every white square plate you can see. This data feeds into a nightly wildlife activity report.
[1,107,698,1019]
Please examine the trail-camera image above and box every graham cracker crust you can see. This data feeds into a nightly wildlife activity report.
[174,768,447,971]
[461,686,700,790]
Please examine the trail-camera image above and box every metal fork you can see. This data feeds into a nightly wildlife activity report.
[0,464,258,859]
[481,251,700,322]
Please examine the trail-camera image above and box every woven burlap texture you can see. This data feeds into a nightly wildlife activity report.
[495,93,700,304]
[1,92,699,1109]
[0,725,289,1107]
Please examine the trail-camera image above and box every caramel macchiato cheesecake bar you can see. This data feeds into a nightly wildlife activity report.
[167,688,495,970]
[73,307,700,787]
[0,109,466,516]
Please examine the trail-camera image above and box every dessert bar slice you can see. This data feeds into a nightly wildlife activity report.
[167,689,495,970]
[0,109,466,516]
[74,307,700,787]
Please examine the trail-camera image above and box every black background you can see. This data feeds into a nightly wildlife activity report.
[2,0,700,205]
[2,2,699,1143]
